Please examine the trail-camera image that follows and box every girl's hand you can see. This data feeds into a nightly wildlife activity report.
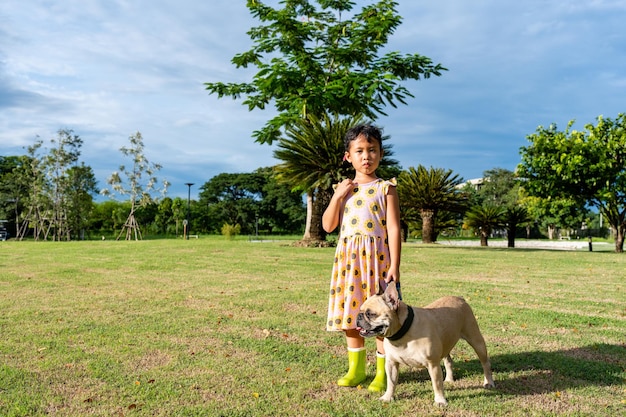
[322,178,355,233]
[386,267,400,285]
[334,178,355,199]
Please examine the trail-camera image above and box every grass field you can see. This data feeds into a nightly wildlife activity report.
[0,237,624,416]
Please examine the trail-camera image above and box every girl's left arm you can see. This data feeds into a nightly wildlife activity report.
[386,185,402,284]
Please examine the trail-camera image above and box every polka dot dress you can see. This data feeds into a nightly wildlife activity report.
[326,178,396,332]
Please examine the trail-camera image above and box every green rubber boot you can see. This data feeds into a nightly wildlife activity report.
[367,352,386,392]
[337,347,367,387]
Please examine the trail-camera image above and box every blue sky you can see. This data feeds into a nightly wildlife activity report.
[1,1,625,200]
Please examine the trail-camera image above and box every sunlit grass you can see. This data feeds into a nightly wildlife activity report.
[0,238,624,416]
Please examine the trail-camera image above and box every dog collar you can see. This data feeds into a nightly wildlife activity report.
[386,306,414,341]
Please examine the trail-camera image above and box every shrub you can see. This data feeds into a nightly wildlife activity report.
[221,223,241,239]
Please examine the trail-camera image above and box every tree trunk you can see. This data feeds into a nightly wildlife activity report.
[604,208,625,253]
[302,193,313,240]
[302,188,331,242]
[507,225,516,248]
[613,225,625,253]
[547,224,556,240]
[421,208,436,243]
[480,230,489,246]
[401,220,408,243]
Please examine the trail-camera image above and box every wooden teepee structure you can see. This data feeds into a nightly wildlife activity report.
[117,206,143,241]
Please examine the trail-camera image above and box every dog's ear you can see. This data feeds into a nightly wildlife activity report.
[382,282,400,311]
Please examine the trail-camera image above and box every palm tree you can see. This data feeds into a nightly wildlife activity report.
[504,205,533,247]
[464,204,506,246]
[398,165,467,243]
[273,113,399,243]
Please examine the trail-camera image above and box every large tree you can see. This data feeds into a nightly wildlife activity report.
[205,0,445,241]
[518,114,626,252]
[398,165,467,243]
[205,0,446,145]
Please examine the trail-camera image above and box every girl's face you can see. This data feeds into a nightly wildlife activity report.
[344,135,383,179]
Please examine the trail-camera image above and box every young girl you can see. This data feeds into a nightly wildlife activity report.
[322,124,402,392]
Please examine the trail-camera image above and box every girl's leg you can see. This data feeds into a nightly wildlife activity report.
[337,330,366,387]
[376,337,385,355]
[368,337,387,392]
[346,329,365,348]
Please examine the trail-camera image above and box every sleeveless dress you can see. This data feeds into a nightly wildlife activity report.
[326,178,397,332]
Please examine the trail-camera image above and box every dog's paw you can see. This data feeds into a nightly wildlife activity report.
[379,394,393,403]
[433,395,448,407]
[484,382,495,389]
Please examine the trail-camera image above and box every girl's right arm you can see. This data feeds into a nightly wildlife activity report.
[322,179,354,233]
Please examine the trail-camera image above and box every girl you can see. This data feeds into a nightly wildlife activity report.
[322,124,402,392]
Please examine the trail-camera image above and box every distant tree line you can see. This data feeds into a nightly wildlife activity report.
[0,135,610,247]
[0,150,307,240]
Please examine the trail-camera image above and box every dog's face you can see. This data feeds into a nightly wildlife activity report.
[356,283,400,338]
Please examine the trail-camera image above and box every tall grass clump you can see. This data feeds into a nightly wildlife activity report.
[221,223,241,239]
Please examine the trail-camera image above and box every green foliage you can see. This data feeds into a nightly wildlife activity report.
[399,165,467,212]
[0,156,25,228]
[470,168,535,246]
[518,113,626,252]
[256,167,307,234]
[205,0,446,144]
[398,165,467,242]
[478,168,520,207]
[64,163,98,238]
[89,200,130,237]
[464,204,506,246]
[198,168,305,235]
[521,193,588,236]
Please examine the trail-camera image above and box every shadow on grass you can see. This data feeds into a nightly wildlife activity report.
[453,343,625,395]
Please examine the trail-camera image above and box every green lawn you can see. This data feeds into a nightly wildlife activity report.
[0,237,624,416]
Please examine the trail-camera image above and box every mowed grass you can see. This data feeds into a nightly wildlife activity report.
[0,237,624,417]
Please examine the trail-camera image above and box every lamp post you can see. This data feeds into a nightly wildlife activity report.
[185,183,194,240]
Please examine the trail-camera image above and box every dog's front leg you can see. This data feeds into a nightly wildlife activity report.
[379,359,399,402]
[427,362,448,406]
